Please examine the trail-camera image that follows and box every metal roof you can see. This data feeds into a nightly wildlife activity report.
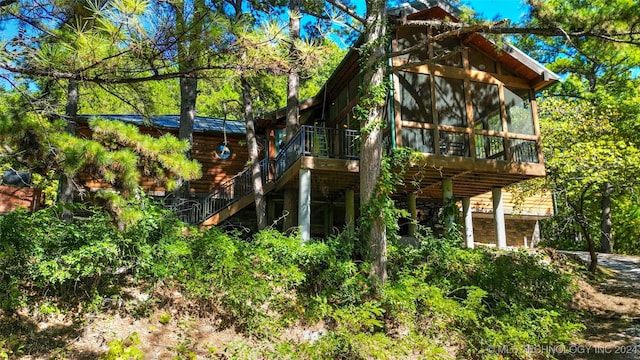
[388,0,459,18]
[78,114,246,135]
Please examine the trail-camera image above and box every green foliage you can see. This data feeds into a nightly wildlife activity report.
[538,96,640,253]
[1,204,583,358]
[517,0,640,255]
[0,334,24,360]
[101,332,144,360]
[0,202,177,310]
[0,95,202,226]
[386,227,582,358]
[158,312,172,325]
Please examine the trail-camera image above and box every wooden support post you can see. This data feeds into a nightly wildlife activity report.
[492,187,507,249]
[299,168,311,241]
[462,197,474,249]
[345,188,355,233]
[442,178,455,231]
[408,193,417,237]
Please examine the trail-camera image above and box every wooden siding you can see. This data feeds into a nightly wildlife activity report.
[469,190,554,218]
[191,134,249,194]
[0,186,43,213]
[472,217,541,247]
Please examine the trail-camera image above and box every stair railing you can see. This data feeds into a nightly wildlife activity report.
[167,126,361,224]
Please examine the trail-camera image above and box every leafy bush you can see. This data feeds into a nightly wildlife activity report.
[0,202,177,310]
[101,332,144,360]
[386,226,583,358]
[1,206,584,359]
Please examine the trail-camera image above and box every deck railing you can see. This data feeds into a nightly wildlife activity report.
[275,125,360,178]
[163,125,539,224]
[169,126,360,224]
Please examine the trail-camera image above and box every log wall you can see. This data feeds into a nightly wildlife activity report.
[0,186,43,213]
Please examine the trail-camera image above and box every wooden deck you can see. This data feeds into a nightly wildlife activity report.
[160,124,546,226]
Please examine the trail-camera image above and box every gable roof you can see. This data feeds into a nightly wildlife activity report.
[78,114,246,135]
[388,0,560,90]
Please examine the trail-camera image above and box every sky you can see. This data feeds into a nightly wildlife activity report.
[464,0,530,22]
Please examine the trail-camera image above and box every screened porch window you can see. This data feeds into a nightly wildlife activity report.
[504,87,535,135]
[434,76,467,127]
[475,134,505,160]
[398,71,433,123]
[471,81,502,132]
[402,128,434,154]
[439,131,469,157]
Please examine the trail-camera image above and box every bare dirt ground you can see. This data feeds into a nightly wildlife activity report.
[557,251,640,360]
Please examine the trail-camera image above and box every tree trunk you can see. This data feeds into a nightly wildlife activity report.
[178,75,197,197]
[577,212,598,273]
[283,0,301,233]
[360,0,388,285]
[60,80,78,223]
[600,182,613,253]
[569,187,598,273]
[179,76,197,151]
[241,77,267,230]
[286,0,301,140]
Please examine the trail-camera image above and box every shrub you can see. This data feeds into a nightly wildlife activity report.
[386,226,583,358]
[0,201,179,310]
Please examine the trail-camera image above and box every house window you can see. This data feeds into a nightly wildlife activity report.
[504,87,535,135]
[329,99,338,123]
[337,87,348,113]
[398,71,433,123]
[275,129,286,155]
[396,27,428,62]
[434,76,467,127]
[348,74,360,102]
[470,81,502,132]
[402,128,434,154]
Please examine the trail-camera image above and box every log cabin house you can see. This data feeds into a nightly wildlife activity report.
[2,0,559,248]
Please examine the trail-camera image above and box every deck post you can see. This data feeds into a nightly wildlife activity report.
[492,187,507,249]
[462,197,474,248]
[408,193,417,237]
[299,168,311,241]
[345,188,355,233]
[442,178,455,232]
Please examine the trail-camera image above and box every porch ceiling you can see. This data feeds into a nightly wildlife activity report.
[397,155,544,200]
[276,155,543,203]
[276,157,361,201]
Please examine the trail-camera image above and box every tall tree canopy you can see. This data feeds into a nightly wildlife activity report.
[517,0,640,263]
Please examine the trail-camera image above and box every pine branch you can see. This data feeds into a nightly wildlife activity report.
[325,0,365,25]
